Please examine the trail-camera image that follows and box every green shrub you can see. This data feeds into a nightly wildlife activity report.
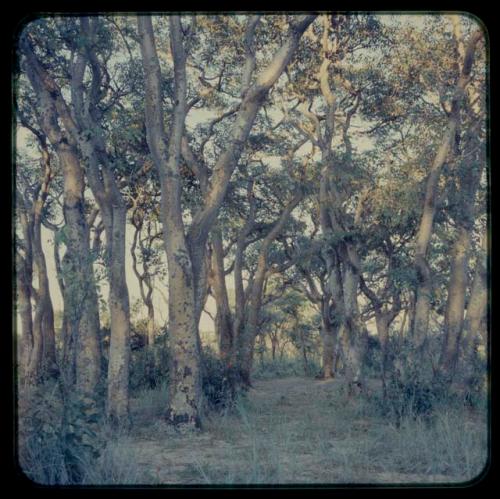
[129,330,170,391]
[201,347,247,412]
[18,384,68,484]
[253,354,321,380]
[18,383,104,485]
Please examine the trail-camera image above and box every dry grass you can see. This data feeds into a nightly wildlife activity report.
[18,375,488,485]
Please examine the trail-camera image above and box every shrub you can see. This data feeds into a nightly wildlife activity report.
[18,382,104,485]
[253,354,321,380]
[18,383,68,484]
[201,347,246,412]
[129,330,170,391]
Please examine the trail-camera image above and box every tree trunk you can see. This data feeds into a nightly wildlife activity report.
[440,226,471,375]
[69,18,132,425]
[462,235,487,354]
[411,29,482,355]
[27,214,58,383]
[440,151,484,379]
[138,16,202,428]
[22,35,103,403]
[16,253,33,380]
[139,15,315,423]
[105,203,131,425]
[16,193,35,381]
[147,301,156,347]
[341,254,364,385]
[375,313,390,393]
[210,230,234,363]
[237,192,302,385]
[320,299,336,379]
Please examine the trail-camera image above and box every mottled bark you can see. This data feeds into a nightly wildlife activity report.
[67,18,132,425]
[310,16,367,385]
[210,229,234,362]
[340,250,365,385]
[16,251,33,379]
[22,36,102,400]
[462,235,487,354]
[185,15,316,316]
[16,197,34,379]
[27,149,58,383]
[238,191,303,385]
[138,16,202,428]
[320,298,337,379]
[411,29,482,352]
[139,14,314,423]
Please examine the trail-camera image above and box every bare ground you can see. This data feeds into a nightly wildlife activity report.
[114,376,484,485]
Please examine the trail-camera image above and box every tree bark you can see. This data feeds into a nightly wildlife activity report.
[63,18,133,425]
[210,229,234,362]
[185,15,316,319]
[26,148,58,384]
[16,252,33,380]
[139,14,315,423]
[16,198,34,380]
[320,298,337,379]
[138,16,202,428]
[22,36,103,402]
[462,234,487,354]
[439,133,485,378]
[411,29,482,355]
[238,191,303,385]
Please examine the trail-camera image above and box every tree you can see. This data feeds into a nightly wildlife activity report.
[138,14,316,427]
[410,23,483,362]
[20,28,103,403]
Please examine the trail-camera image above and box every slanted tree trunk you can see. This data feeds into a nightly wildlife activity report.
[411,28,482,358]
[16,198,34,380]
[138,16,202,428]
[184,15,316,322]
[65,17,132,425]
[238,191,303,386]
[27,145,58,383]
[139,14,315,426]
[22,36,103,402]
[462,234,487,355]
[210,229,234,362]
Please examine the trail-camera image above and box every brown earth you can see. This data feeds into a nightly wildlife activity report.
[118,376,467,485]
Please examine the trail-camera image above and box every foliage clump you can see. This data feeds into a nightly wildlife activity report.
[201,347,248,413]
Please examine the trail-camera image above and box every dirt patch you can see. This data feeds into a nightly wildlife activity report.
[116,376,485,485]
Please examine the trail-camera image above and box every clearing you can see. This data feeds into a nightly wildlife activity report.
[91,376,487,485]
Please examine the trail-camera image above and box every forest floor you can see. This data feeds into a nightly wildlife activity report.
[89,375,488,486]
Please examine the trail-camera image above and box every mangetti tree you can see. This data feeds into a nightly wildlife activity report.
[15,15,488,459]
[137,14,316,427]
